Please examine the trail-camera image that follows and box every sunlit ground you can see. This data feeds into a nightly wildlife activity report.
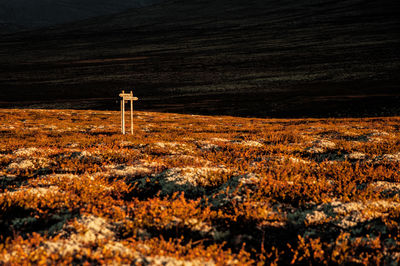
[1,109,399,264]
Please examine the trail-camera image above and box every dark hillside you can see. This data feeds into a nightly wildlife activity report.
[0,0,399,117]
[0,0,162,30]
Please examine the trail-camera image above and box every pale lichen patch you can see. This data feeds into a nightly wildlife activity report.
[161,167,228,188]
[289,200,400,230]
[288,157,311,164]
[44,215,121,257]
[371,181,400,194]
[347,152,366,160]
[210,137,229,142]
[306,139,336,153]
[239,140,263,147]
[4,186,60,197]
[373,152,400,163]
[13,147,38,157]
[139,256,215,266]
[104,160,162,178]
[7,159,35,171]
[305,211,328,225]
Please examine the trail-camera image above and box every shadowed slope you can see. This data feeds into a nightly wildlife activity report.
[0,0,399,117]
[0,0,162,30]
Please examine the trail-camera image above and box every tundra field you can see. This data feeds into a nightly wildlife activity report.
[0,109,400,265]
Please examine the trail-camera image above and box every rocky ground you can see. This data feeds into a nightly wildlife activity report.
[0,109,399,264]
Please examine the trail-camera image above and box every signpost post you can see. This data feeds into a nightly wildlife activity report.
[119,90,138,135]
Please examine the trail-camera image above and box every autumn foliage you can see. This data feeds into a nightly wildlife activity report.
[0,109,399,264]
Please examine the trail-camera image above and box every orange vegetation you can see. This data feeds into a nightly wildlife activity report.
[0,109,399,265]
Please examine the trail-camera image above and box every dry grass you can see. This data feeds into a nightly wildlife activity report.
[0,109,399,265]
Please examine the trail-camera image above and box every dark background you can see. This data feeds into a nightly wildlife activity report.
[0,0,399,117]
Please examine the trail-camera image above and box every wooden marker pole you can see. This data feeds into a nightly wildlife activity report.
[122,101,125,135]
[119,90,139,135]
[121,98,124,133]
[130,92,134,134]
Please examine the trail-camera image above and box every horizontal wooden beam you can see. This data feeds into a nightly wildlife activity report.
[119,93,132,97]
[122,96,139,101]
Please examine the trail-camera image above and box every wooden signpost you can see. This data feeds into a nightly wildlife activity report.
[119,90,138,135]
